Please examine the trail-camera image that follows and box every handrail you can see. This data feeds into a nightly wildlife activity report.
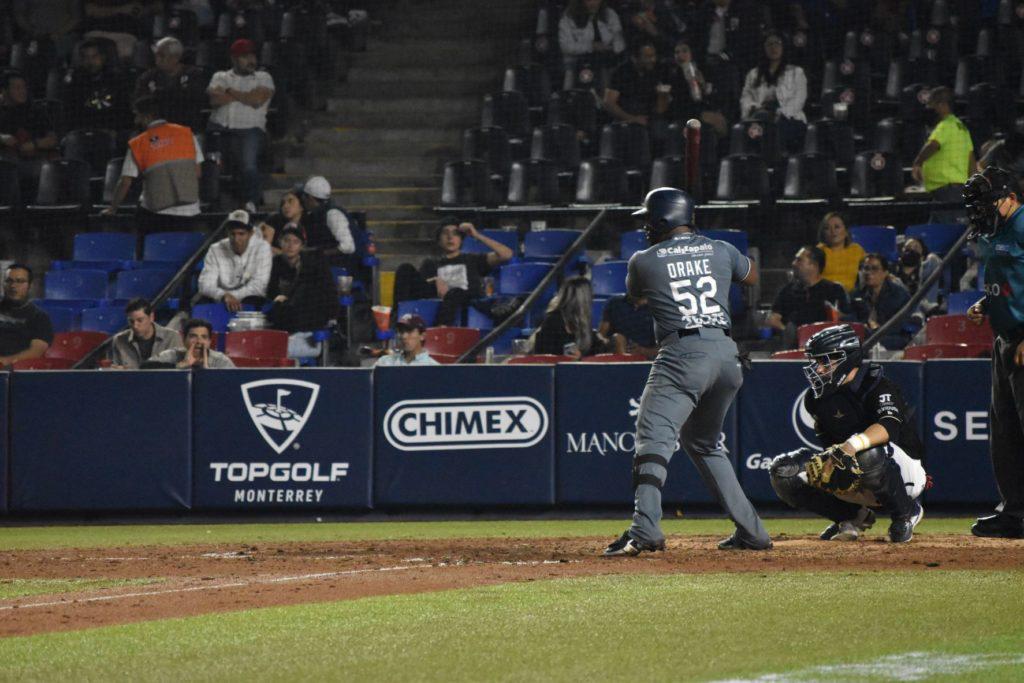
[72,219,231,369]
[455,209,608,363]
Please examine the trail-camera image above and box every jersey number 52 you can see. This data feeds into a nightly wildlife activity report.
[670,276,721,316]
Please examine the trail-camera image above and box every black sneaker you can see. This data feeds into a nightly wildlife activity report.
[718,533,773,550]
[820,508,876,541]
[971,513,1024,539]
[602,530,665,557]
[888,501,924,543]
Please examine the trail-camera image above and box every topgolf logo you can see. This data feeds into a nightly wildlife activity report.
[383,397,549,451]
[241,379,320,454]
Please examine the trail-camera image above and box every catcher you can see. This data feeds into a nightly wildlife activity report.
[769,325,928,543]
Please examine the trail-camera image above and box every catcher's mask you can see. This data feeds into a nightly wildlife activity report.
[964,166,1018,239]
[802,324,863,398]
[632,187,696,244]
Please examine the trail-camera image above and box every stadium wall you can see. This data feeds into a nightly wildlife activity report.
[0,361,996,514]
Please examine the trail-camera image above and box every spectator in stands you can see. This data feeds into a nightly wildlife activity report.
[108,297,183,369]
[12,1,81,57]
[895,237,942,319]
[604,42,666,136]
[598,293,657,359]
[0,264,52,367]
[740,33,807,153]
[63,38,132,132]
[767,246,849,348]
[0,70,58,197]
[375,313,439,366]
[691,0,765,75]
[102,95,203,230]
[207,38,274,212]
[850,253,913,350]
[258,188,304,254]
[266,225,337,335]
[133,37,207,132]
[558,0,626,74]
[79,1,162,59]
[911,86,976,199]
[659,39,728,137]
[816,211,865,292]
[299,176,360,269]
[198,209,272,312]
[533,276,605,358]
[154,318,236,369]
[627,0,681,55]
[393,219,514,327]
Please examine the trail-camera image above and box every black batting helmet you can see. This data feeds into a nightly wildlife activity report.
[802,324,863,398]
[964,166,1018,239]
[632,187,696,244]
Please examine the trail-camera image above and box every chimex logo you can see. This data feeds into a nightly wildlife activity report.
[241,379,320,454]
[383,397,548,451]
[790,388,821,450]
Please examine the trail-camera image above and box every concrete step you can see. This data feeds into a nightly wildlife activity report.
[332,186,442,207]
[326,95,479,117]
[269,172,442,189]
[347,63,500,84]
[284,155,445,178]
[339,79,500,99]
[357,205,433,221]
[367,219,441,241]
[299,129,459,159]
[305,127,463,145]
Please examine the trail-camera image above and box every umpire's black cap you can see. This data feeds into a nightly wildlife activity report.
[632,187,696,236]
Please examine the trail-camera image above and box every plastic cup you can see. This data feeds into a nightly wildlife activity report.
[371,305,392,332]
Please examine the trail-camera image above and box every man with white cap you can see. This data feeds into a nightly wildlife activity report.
[198,209,273,312]
[300,175,357,261]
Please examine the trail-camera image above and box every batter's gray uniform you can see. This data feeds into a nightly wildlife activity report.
[627,232,770,546]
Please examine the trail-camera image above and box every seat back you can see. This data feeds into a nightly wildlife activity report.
[574,157,628,203]
[34,159,92,208]
[481,91,529,140]
[395,299,441,326]
[523,229,579,261]
[506,158,560,205]
[803,119,855,165]
[143,231,207,264]
[620,230,649,260]
[115,269,177,301]
[850,151,902,197]
[462,126,511,177]
[925,314,994,345]
[783,152,838,199]
[34,301,80,333]
[648,156,685,193]
[191,302,235,333]
[729,119,780,163]
[45,269,108,301]
[599,122,651,172]
[947,290,982,315]
[504,63,552,109]
[44,331,108,361]
[849,225,898,261]
[80,306,126,334]
[530,123,581,171]
[715,154,770,201]
[506,354,573,364]
[225,329,289,359]
[13,357,76,370]
[61,129,117,178]
[440,159,492,207]
[73,232,136,262]
[702,229,749,254]
[872,117,899,153]
[229,356,296,367]
[424,326,481,361]
[904,223,965,256]
[462,229,518,255]
[902,343,990,360]
[546,89,597,138]
[498,262,552,295]
[0,159,22,208]
[591,261,628,297]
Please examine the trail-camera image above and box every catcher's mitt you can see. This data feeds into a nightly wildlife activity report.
[805,445,863,495]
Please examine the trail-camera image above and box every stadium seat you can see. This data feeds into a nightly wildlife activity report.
[191,302,236,333]
[902,343,990,360]
[44,331,108,362]
[620,230,649,260]
[599,122,651,173]
[45,269,108,303]
[507,158,560,205]
[904,223,965,256]
[424,326,481,363]
[850,151,902,198]
[35,301,80,333]
[12,357,75,370]
[579,353,648,363]
[850,225,898,261]
[229,356,297,367]
[648,156,686,193]
[463,126,512,180]
[804,119,854,165]
[441,159,493,207]
[771,350,807,359]
[782,153,838,200]
[56,232,137,274]
[574,157,629,204]
[499,262,552,295]
[504,63,552,112]
[462,230,519,256]
[947,290,982,315]
[143,232,207,264]
[547,89,598,140]
[729,120,780,164]
[925,314,994,345]
[0,159,22,212]
[29,159,92,212]
[61,129,117,180]
[530,123,581,172]
[591,261,628,297]
[80,306,126,335]
[872,117,899,154]
[466,306,495,330]
[797,322,867,348]
[506,354,573,364]
[523,229,579,261]
[702,229,749,254]
[715,154,770,202]
[225,330,289,359]
[115,269,177,301]
[481,91,529,141]
[395,299,441,326]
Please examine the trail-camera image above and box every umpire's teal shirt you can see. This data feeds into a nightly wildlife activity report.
[981,204,1024,337]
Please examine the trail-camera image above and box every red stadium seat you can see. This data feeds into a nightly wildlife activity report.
[771,350,807,359]
[925,314,994,346]
[44,331,108,362]
[579,353,649,362]
[224,330,289,359]
[506,354,574,364]
[902,344,991,360]
[796,322,866,349]
[228,356,297,368]
[12,357,75,370]
[424,327,480,360]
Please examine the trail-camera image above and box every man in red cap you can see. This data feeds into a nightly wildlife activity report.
[375,314,440,366]
[207,38,275,212]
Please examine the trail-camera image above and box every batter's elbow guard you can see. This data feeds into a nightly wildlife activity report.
[632,453,669,490]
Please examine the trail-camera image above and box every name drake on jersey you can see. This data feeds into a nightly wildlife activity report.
[665,258,730,328]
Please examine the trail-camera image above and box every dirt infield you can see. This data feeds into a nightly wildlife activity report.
[2,534,1023,638]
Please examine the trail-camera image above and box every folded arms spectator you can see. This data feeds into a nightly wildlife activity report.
[154,318,236,368]
[0,264,53,367]
[375,314,439,366]
[198,209,272,312]
[740,33,807,153]
[109,297,184,368]
[816,211,865,292]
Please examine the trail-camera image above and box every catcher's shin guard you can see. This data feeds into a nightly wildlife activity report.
[632,454,669,490]
[858,446,915,517]
[770,450,863,522]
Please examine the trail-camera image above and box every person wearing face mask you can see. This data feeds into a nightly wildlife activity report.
[895,238,942,319]
[911,87,976,198]
[849,254,913,350]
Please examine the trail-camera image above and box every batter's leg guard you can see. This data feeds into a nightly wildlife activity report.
[632,453,669,491]
[770,449,864,522]
[858,446,915,518]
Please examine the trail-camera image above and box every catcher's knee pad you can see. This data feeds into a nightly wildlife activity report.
[632,453,669,490]
[857,446,890,491]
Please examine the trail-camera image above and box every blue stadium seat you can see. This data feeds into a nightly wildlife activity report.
[80,306,126,335]
[591,261,628,297]
[192,302,235,333]
[947,290,982,315]
[143,232,206,264]
[114,269,177,301]
[45,269,108,303]
[396,299,441,326]
[466,306,495,330]
[462,229,519,256]
[850,225,898,262]
[523,229,579,261]
[35,301,80,333]
[499,262,552,295]
[52,232,139,274]
[904,223,966,256]
[703,229,749,254]
[620,230,648,260]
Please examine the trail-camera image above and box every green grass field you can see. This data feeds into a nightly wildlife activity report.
[1,518,1022,682]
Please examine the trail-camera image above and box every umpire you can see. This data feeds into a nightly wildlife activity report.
[604,188,771,556]
[964,166,1024,539]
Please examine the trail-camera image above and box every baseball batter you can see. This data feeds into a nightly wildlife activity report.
[604,187,771,556]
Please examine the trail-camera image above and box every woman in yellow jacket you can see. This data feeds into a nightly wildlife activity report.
[817,212,865,292]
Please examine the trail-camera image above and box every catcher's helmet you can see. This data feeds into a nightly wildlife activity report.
[964,166,1018,239]
[802,324,863,398]
[632,187,696,244]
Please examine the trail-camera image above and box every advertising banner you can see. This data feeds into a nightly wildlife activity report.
[192,369,373,509]
[556,363,736,505]
[9,371,192,512]
[374,366,555,506]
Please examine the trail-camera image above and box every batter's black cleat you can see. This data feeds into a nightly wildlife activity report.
[820,508,876,541]
[971,513,1024,539]
[718,533,773,551]
[888,501,924,543]
[602,531,665,557]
